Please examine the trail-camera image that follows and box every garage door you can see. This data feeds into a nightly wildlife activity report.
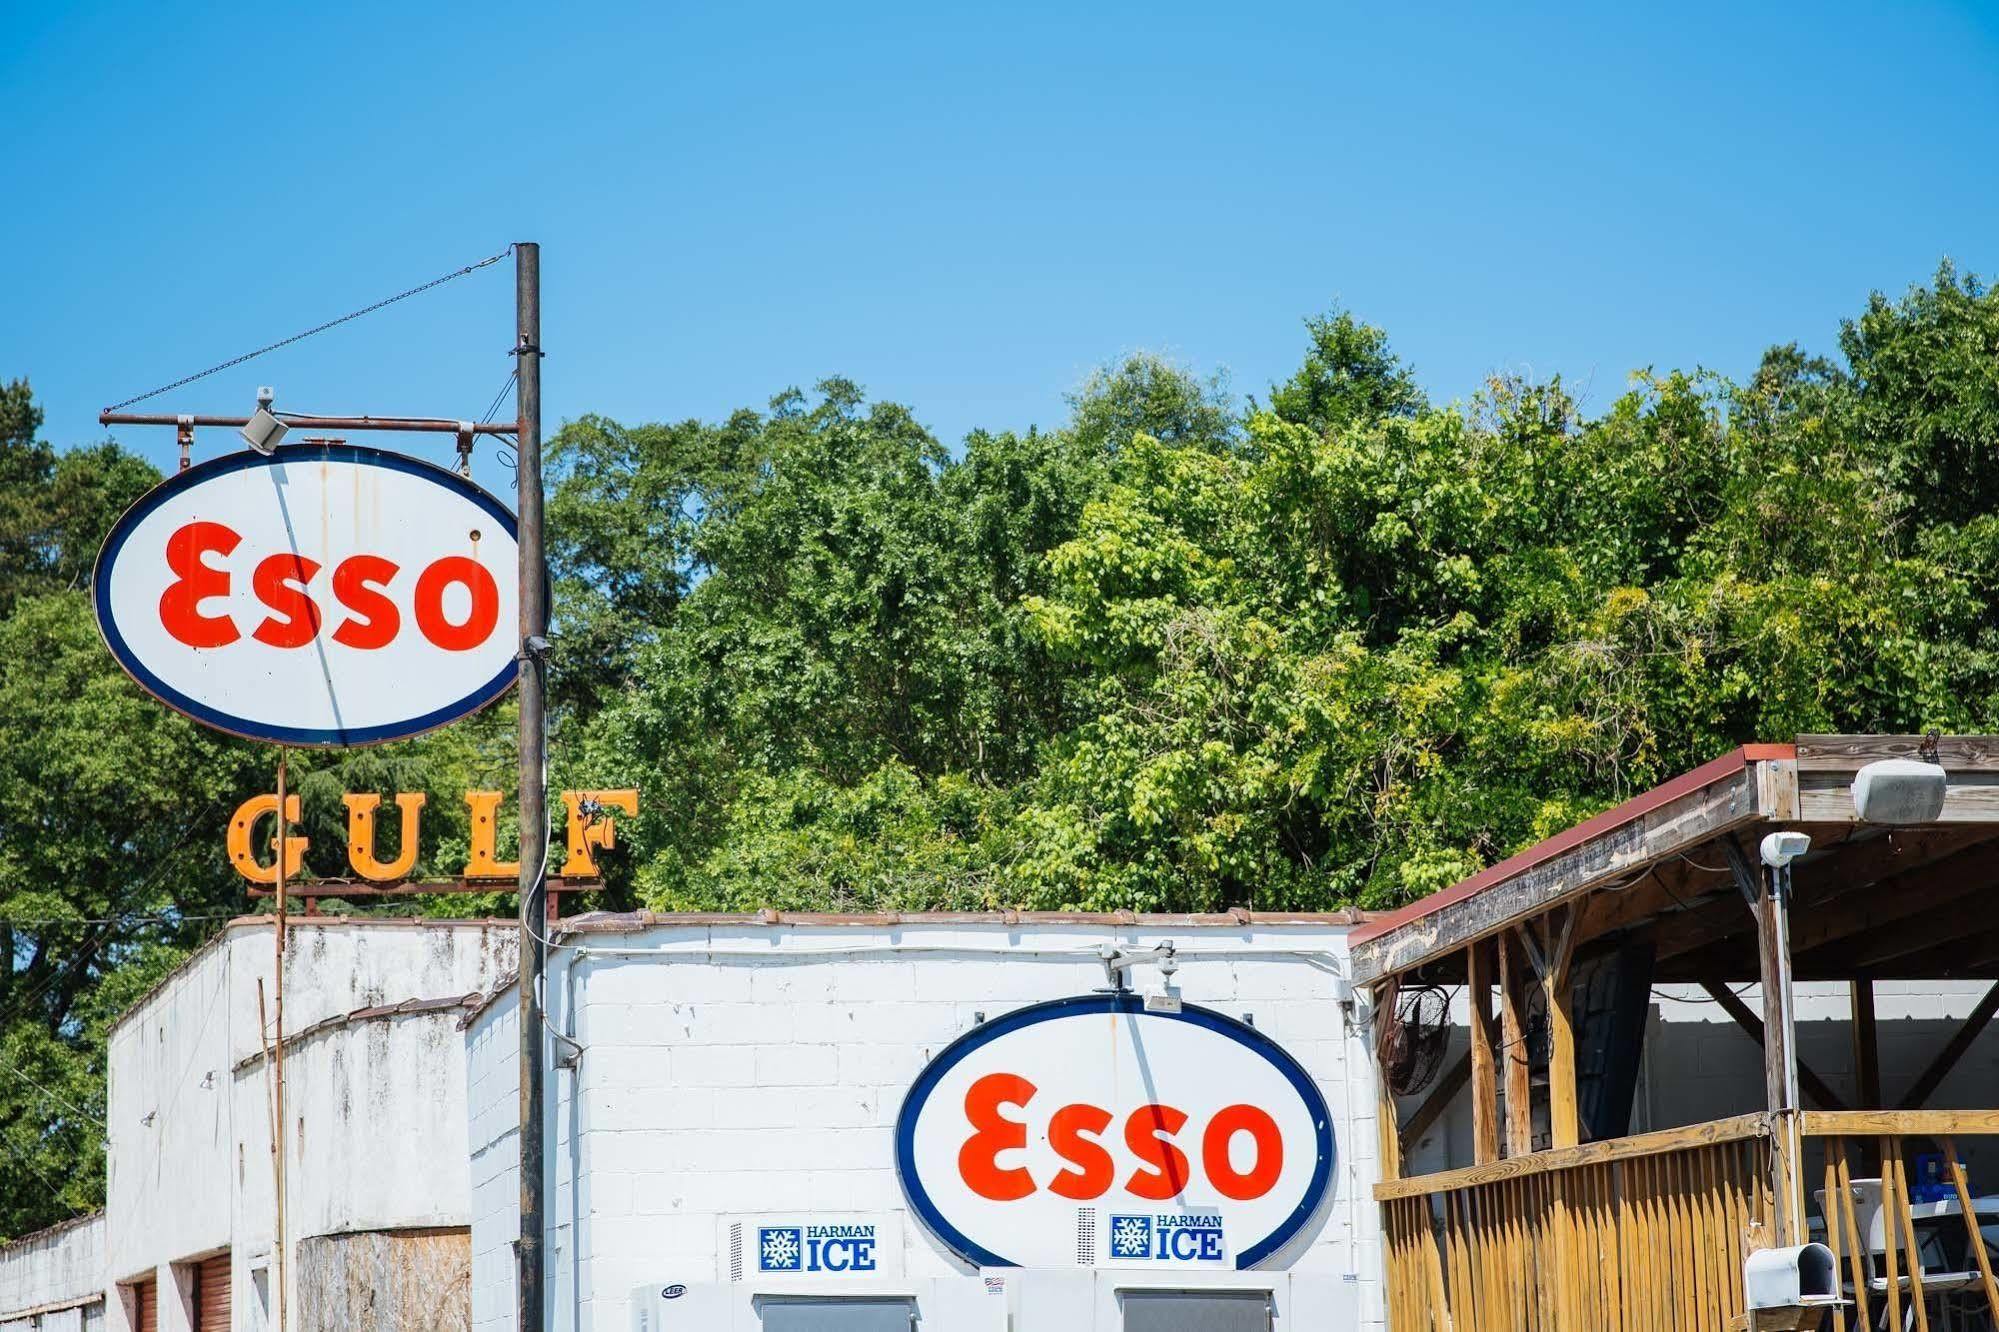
[1122,1290,1273,1332]
[195,1253,231,1332]
[757,1296,916,1331]
[129,1279,158,1332]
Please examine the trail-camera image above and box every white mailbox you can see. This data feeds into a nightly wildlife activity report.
[1744,1243,1840,1328]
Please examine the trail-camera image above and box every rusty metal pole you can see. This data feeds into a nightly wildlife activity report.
[513,241,547,1332]
[273,748,290,1332]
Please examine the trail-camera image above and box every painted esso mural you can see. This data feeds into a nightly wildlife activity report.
[93,444,519,746]
[895,993,1335,1270]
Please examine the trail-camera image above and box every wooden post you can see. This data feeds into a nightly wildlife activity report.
[1468,940,1499,1165]
[1375,980,1402,1182]
[1544,908,1580,1150]
[1756,848,1805,1245]
[1499,932,1534,1157]
[1850,979,1881,1109]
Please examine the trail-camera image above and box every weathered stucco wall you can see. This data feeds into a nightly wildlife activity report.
[293,1228,469,1332]
[0,1212,104,1327]
[103,918,513,1331]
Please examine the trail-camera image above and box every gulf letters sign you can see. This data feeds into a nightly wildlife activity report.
[894,993,1334,1270]
[93,443,518,746]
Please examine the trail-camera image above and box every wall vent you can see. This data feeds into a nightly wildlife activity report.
[1076,1208,1097,1266]
[728,1222,744,1282]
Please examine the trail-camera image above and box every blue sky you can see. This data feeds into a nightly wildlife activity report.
[5,1,1997,483]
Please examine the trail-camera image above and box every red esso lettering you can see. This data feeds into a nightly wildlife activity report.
[958,1072,1284,1203]
[157,522,498,653]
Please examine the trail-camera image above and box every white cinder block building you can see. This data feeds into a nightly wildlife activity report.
[463,911,1379,1332]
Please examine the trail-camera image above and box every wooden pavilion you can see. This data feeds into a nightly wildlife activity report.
[1350,736,1999,1331]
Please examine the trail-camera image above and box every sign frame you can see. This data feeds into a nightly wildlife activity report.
[893,991,1336,1271]
[92,441,520,747]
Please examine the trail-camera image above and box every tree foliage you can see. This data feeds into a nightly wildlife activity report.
[4,265,1999,1232]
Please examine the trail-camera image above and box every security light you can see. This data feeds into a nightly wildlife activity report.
[241,386,287,455]
[1760,832,1811,869]
[1852,758,1948,825]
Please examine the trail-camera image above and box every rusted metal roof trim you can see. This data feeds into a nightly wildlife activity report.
[1348,744,1792,984]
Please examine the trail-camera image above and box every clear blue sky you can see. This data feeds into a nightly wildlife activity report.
[6,1,1997,482]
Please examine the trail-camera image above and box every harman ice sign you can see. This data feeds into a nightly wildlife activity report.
[894,993,1334,1270]
[93,443,519,746]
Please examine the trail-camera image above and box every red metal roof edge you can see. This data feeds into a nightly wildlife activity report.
[1347,744,1794,948]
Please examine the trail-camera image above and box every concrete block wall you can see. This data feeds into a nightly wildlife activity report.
[463,920,1377,1332]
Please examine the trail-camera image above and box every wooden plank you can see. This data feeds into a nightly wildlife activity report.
[1795,734,1999,773]
[1820,1144,1847,1332]
[1879,1138,1904,1332]
[1468,941,1499,1165]
[1899,979,1999,1109]
[1891,1149,1932,1332]
[1804,1108,1999,1136]
[1350,761,1763,983]
[1851,980,1880,1109]
[1373,1112,1768,1200]
[1698,980,1848,1111]
[1545,908,1580,1150]
[1499,931,1534,1159]
[1834,1141,1871,1332]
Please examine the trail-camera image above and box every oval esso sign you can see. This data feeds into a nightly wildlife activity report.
[895,994,1334,1270]
[94,444,519,746]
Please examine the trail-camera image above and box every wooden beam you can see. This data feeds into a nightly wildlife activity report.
[1898,980,1999,1110]
[1699,979,1848,1110]
[1802,1109,1999,1137]
[1350,756,1763,982]
[1373,1112,1768,1200]
[1375,979,1402,1181]
[1795,734,1999,773]
[1851,979,1880,1109]
[1498,930,1534,1157]
[1545,907,1580,1149]
[1467,940,1499,1164]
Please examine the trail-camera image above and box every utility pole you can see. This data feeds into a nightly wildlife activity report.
[514,241,548,1332]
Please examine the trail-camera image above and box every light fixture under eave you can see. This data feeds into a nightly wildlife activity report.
[241,386,287,455]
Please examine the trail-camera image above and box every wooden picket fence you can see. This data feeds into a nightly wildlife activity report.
[1378,1115,1774,1332]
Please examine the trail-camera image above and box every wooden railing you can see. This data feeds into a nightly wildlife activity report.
[1377,1115,1774,1332]
[1803,1110,1999,1332]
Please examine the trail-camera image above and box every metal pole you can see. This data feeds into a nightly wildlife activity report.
[513,241,547,1332]
[273,748,289,1332]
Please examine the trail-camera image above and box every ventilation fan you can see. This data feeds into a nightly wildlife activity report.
[1381,984,1451,1097]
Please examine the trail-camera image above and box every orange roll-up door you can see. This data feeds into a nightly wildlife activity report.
[196,1253,232,1332]
[131,1278,158,1332]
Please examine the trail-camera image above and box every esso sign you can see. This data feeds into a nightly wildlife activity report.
[94,444,519,746]
[895,994,1334,1270]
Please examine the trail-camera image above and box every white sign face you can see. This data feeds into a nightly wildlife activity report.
[895,994,1334,1270]
[94,444,519,746]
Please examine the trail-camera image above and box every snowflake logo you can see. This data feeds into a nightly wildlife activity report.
[760,1227,803,1271]
[1109,1214,1152,1259]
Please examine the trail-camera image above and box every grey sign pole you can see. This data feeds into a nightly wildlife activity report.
[513,240,548,1332]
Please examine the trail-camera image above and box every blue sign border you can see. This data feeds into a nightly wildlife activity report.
[893,992,1336,1271]
[92,441,520,747]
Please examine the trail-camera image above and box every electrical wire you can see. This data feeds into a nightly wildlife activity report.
[0,1058,105,1129]
[103,246,515,412]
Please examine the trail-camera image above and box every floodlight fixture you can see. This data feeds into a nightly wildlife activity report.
[241,387,287,455]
